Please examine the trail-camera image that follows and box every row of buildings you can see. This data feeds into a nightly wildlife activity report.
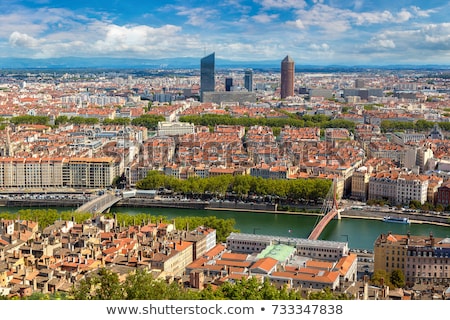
[2,120,450,209]
[0,215,358,297]
[1,215,449,299]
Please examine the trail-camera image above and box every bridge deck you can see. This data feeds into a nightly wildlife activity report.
[308,208,339,240]
[75,193,121,214]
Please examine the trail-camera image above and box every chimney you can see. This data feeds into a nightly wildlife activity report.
[430,232,435,247]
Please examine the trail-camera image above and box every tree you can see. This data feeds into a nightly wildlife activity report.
[307,287,351,300]
[71,268,125,300]
[371,270,392,288]
[131,114,165,129]
[390,269,405,288]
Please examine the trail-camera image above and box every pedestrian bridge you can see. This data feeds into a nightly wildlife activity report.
[74,192,121,214]
[308,180,341,241]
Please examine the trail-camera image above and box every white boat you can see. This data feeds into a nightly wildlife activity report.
[383,216,410,224]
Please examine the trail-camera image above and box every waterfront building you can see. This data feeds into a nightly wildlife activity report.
[280,55,295,99]
[351,166,371,201]
[368,170,429,205]
[374,232,450,287]
[187,232,356,291]
[0,157,118,189]
[200,52,215,102]
[226,233,349,261]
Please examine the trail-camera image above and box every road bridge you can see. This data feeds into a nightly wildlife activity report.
[74,192,121,214]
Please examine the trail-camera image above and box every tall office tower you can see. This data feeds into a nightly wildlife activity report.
[280,55,295,99]
[244,69,253,92]
[200,52,215,102]
[225,77,233,91]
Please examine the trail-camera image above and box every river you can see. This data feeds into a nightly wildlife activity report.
[109,207,450,251]
[2,206,449,251]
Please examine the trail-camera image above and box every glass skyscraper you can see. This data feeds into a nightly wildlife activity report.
[244,69,253,92]
[200,52,215,101]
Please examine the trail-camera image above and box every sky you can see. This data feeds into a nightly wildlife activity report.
[0,0,449,65]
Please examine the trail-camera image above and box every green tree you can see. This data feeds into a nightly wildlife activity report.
[390,269,405,288]
[307,287,351,300]
[371,270,392,288]
[124,269,168,299]
[131,114,165,129]
[55,115,69,125]
[10,115,49,125]
[72,268,125,300]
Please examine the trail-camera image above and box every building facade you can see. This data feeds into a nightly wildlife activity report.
[226,233,349,261]
[244,69,253,92]
[374,232,450,287]
[0,157,118,189]
[200,52,215,102]
[280,55,295,99]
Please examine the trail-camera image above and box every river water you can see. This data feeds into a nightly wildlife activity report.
[108,207,450,251]
[3,206,449,251]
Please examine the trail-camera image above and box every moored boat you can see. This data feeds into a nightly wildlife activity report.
[383,216,410,224]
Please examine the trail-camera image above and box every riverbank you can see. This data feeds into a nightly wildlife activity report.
[2,196,449,227]
[205,204,450,226]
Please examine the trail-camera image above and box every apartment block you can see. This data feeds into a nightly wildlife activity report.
[368,171,429,205]
[374,232,450,287]
[0,157,118,189]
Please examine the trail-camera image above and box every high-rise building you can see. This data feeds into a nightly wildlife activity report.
[225,77,233,91]
[244,69,253,92]
[280,55,295,99]
[200,52,215,102]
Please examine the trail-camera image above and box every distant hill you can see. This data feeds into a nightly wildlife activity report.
[0,56,448,72]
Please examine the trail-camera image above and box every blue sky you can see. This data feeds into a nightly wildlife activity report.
[0,0,449,65]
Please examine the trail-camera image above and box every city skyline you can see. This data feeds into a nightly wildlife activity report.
[0,1,449,66]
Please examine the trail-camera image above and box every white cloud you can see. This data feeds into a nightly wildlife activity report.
[309,43,330,51]
[92,24,185,54]
[286,19,306,30]
[292,4,352,35]
[252,13,279,24]
[257,0,307,10]
[396,9,412,23]
[174,7,219,27]
[9,32,41,48]
[353,9,413,25]
[410,6,435,18]
[353,0,364,11]
[354,10,394,25]
[377,39,396,48]
[422,23,450,47]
